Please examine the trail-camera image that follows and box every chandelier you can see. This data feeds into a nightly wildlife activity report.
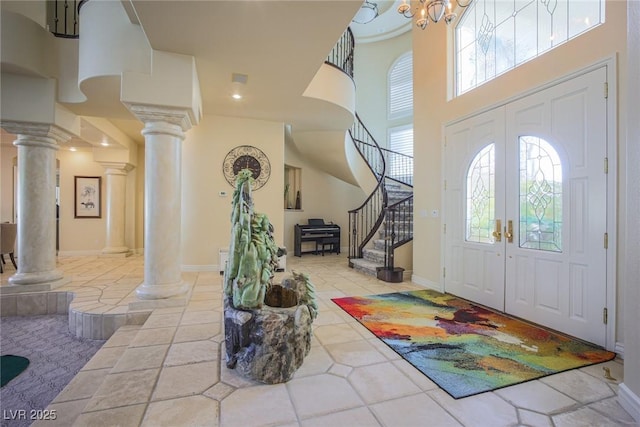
[352,1,379,24]
[397,0,471,29]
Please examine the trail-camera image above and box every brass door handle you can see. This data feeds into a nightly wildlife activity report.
[492,219,502,242]
[505,220,514,243]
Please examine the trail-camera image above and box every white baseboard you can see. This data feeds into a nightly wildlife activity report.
[411,274,443,292]
[615,342,625,359]
[618,383,640,423]
[181,264,218,272]
[58,250,102,256]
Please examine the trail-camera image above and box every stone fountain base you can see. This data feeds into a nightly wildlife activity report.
[224,277,314,384]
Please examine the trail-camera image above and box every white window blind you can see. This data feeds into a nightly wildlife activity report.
[388,125,414,179]
[388,53,413,119]
[389,126,413,156]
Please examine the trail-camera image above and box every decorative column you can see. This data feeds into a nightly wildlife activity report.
[101,163,134,256]
[0,122,71,289]
[129,105,191,300]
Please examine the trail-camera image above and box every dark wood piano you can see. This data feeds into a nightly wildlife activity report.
[294,219,341,257]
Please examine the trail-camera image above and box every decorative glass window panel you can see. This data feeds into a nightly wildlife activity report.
[455,0,604,95]
[466,144,495,243]
[519,136,563,252]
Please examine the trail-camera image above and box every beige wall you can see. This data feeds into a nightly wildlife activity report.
[283,139,365,255]
[412,1,628,337]
[181,114,285,269]
[57,150,106,254]
[1,144,139,254]
[354,30,412,146]
[0,144,17,222]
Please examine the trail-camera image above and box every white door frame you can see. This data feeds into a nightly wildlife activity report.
[441,57,617,351]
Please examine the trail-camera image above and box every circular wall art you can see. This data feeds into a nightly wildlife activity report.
[222,145,271,190]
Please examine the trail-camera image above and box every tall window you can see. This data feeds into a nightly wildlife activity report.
[388,52,413,183]
[388,52,413,119]
[388,125,414,183]
[455,0,604,95]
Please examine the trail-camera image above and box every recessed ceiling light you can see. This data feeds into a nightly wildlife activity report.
[101,141,109,146]
[70,147,77,152]
[231,73,248,101]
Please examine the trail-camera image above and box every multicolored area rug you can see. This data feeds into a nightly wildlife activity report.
[332,289,615,399]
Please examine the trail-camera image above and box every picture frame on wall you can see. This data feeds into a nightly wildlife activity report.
[74,176,102,218]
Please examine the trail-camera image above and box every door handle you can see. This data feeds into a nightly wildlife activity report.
[505,220,514,243]
[492,219,502,242]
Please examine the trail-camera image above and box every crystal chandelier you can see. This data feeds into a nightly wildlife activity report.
[352,1,379,24]
[397,0,471,29]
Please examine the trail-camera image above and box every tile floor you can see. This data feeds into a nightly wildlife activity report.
[1,254,638,426]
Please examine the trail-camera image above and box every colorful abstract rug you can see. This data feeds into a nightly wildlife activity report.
[332,289,615,399]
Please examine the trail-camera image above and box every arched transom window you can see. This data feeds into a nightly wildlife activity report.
[455,0,604,95]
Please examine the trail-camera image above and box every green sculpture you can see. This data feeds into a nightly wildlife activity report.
[225,169,279,309]
[223,169,319,383]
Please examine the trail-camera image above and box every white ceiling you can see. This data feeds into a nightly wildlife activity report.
[350,0,411,43]
[3,1,409,148]
[130,0,363,133]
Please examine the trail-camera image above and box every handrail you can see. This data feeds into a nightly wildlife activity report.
[326,27,354,78]
[381,192,414,270]
[347,114,387,259]
[380,147,413,187]
[47,0,88,39]
[327,27,414,279]
[350,141,414,187]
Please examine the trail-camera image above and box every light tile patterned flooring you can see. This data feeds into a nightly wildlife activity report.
[2,254,638,426]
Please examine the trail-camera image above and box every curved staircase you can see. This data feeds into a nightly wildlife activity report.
[320,28,413,283]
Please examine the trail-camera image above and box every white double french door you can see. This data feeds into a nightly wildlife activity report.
[444,67,609,346]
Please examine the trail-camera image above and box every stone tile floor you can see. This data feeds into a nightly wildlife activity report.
[1,254,638,426]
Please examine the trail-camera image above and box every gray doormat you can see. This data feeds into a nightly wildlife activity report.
[0,315,105,427]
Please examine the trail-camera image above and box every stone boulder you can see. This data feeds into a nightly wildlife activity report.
[224,282,313,384]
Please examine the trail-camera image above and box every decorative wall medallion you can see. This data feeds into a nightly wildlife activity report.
[223,145,271,190]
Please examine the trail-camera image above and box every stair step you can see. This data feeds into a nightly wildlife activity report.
[363,247,385,263]
[373,239,386,250]
[350,258,382,277]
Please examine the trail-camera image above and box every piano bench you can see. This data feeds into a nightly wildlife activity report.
[317,237,340,256]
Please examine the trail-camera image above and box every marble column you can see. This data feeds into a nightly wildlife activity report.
[1,122,71,289]
[101,163,134,256]
[130,105,192,300]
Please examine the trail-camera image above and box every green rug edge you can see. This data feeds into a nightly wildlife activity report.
[1,354,30,387]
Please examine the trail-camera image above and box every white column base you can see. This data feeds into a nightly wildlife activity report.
[2,275,70,294]
[619,383,640,423]
[135,280,189,300]
[101,247,132,257]
[9,269,65,286]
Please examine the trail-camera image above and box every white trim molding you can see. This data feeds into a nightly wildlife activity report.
[58,250,103,256]
[615,342,625,359]
[181,264,217,272]
[618,383,640,423]
[411,274,443,292]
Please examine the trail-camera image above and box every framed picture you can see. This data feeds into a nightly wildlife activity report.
[74,176,102,218]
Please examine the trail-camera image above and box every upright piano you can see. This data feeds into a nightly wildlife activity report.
[294,219,341,257]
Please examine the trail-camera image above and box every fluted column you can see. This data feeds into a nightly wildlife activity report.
[101,163,134,256]
[130,105,191,300]
[1,122,71,288]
